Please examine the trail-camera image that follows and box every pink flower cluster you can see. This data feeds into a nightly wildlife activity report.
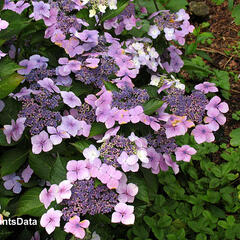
[39,151,138,237]
[86,88,160,131]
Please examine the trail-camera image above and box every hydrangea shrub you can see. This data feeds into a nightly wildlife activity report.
[0,0,229,239]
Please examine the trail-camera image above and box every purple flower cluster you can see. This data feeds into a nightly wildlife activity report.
[61,179,118,220]
[163,88,209,123]
[75,55,118,88]
[17,89,62,135]
[67,103,96,124]
[146,129,177,154]
[111,87,149,110]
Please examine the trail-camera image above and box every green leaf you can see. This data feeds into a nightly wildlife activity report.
[89,122,107,137]
[145,85,159,98]
[71,81,93,96]
[141,168,158,200]
[0,10,30,40]
[196,233,207,240]
[53,228,67,240]
[29,152,54,180]
[185,42,197,55]
[128,20,150,37]
[101,0,129,22]
[136,0,165,13]
[0,197,13,209]
[228,0,234,10]
[0,0,4,10]
[143,99,163,115]
[230,128,240,146]
[0,58,23,79]
[103,81,119,92]
[71,139,92,152]
[50,154,67,184]
[212,70,230,91]
[202,190,221,203]
[232,4,240,25]
[0,98,21,125]
[157,215,172,228]
[166,0,188,11]
[183,60,213,74]
[15,187,45,217]
[196,32,214,44]
[0,148,28,176]
[0,73,24,99]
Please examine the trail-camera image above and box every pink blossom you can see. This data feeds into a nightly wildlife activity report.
[175,145,197,162]
[205,96,229,115]
[66,160,90,182]
[3,117,26,144]
[30,1,50,21]
[47,126,70,145]
[191,124,215,144]
[157,102,170,122]
[163,153,179,174]
[2,173,22,194]
[97,164,122,189]
[116,109,130,125]
[83,145,100,162]
[148,25,160,39]
[60,115,82,137]
[165,116,188,138]
[43,7,58,26]
[29,55,48,69]
[31,131,53,154]
[194,82,218,94]
[0,18,9,30]
[97,126,120,143]
[85,58,100,68]
[39,184,58,209]
[117,152,139,172]
[117,183,138,203]
[38,78,60,93]
[86,158,102,178]
[40,208,62,234]
[129,106,144,123]
[55,180,73,203]
[77,121,91,137]
[18,59,35,75]
[204,109,226,131]
[142,147,162,174]
[111,203,135,225]
[64,216,90,239]
[85,94,97,108]
[61,91,82,108]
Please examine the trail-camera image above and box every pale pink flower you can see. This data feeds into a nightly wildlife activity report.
[40,208,62,234]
